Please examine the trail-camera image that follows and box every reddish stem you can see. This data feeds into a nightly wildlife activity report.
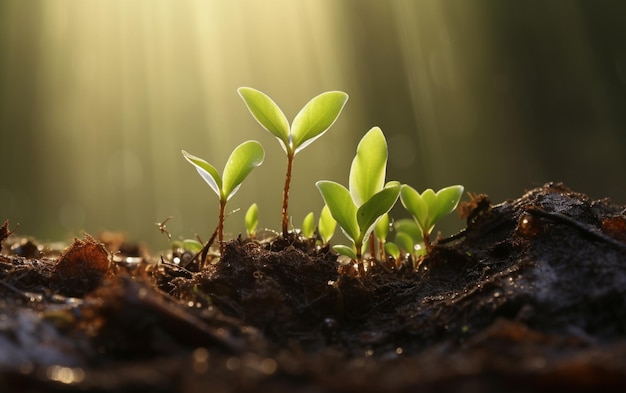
[281,152,294,237]
[368,233,376,260]
[423,233,432,254]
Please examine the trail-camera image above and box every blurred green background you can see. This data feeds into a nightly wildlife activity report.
[1,0,625,250]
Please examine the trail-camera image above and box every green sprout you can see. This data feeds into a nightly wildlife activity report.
[384,242,401,263]
[238,87,349,238]
[245,203,259,239]
[399,184,464,252]
[182,140,265,254]
[318,204,337,245]
[374,213,390,260]
[301,212,315,239]
[316,127,400,272]
[182,238,204,253]
[392,218,426,269]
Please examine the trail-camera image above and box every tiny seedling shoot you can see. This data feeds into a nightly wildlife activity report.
[318,204,337,245]
[238,87,348,237]
[182,140,265,254]
[316,127,400,273]
[245,203,259,239]
[400,184,464,252]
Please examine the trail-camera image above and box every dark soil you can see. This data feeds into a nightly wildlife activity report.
[2,183,626,392]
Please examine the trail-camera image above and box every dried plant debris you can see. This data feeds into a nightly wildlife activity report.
[51,235,110,297]
[1,183,626,392]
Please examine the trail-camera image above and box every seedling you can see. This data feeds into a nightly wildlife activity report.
[182,140,265,254]
[318,205,337,245]
[238,87,348,237]
[245,203,259,239]
[301,212,315,239]
[400,184,464,251]
[316,127,400,272]
[392,218,426,268]
[374,213,391,260]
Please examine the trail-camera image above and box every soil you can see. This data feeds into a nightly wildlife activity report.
[2,182,626,392]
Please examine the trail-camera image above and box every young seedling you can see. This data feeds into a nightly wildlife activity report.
[182,140,265,254]
[245,203,259,239]
[374,213,391,261]
[238,87,348,237]
[301,212,315,239]
[318,204,337,245]
[392,218,426,269]
[316,127,400,273]
[400,184,464,252]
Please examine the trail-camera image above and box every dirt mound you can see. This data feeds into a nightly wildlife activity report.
[1,183,626,392]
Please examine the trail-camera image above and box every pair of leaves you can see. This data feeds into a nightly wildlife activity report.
[182,140,265,202]
[238,87,348,156]
[317,181,400,246]
[400,185,464,238]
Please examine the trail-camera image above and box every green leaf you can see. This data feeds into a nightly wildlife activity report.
[356,181,400,245]
[318,204,337,243]
[374,213,390,242]
[395,232,415,254]
[238,87,290,153]
[316,180,359,242]
[222,140,265,201]
[333,244,358,260]
[431,185,464,227]
[182,239,203,253]
[245,203,259,237]
[301,212,315,238]
[349,127,388,206]
[384,241,401,260]
[420,188,439,232]
[393,218,423,243]
[400,185,430,233]
[291,91,349,154]
[182,150,222,197]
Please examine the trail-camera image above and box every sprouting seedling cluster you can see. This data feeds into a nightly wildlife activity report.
[180,86,464,273]
[316,127,400,273]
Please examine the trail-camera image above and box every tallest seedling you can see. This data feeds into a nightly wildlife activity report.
[238,87,348,237]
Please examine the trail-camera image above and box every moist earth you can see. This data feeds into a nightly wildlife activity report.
[1,183,626,392]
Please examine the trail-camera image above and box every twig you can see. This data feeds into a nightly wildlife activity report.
[526,206,626,252]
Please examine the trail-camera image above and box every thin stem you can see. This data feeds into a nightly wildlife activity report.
[423,233,432,253]
[368,233,376,260]
[282,152,294,237]
[355,244,365,276]
[218,199,226,255]
[378,239,386,261]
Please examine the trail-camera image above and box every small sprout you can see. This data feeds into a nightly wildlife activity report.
[238,87,348,237]
[316,127,400,272]
[182,140,265,254]
[245,203,259,239]
[183,239,204,253]
[384,242,401,262]
[318,204,337,244]
[400,184,464,251]
[393,218,427,269]
[301,212,315,239]
[374,213,390,260]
